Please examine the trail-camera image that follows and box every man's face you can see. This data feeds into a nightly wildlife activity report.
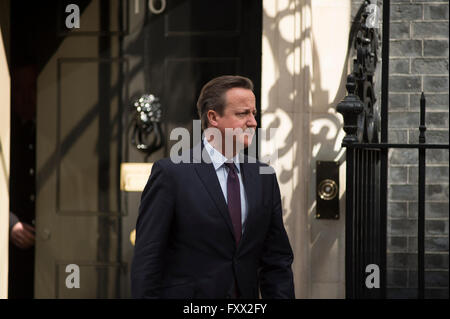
[208,87,257,152]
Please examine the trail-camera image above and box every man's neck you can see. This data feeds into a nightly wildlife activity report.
[204,136,238,159]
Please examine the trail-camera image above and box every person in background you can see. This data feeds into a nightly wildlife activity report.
[9,211,35,250]
[8,64,37,299]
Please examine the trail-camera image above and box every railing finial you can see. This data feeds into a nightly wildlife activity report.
[419,92,426,144]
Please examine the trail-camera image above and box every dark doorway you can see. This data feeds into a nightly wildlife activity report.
[8,1,39,299]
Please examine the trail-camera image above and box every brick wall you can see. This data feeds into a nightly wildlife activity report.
[351,0,449,298]
[387,0,449,299]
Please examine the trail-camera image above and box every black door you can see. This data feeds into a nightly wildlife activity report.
[121,0,262,297]
[124,0,262,158]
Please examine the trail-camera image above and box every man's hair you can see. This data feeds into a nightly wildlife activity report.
[196,75,254,130]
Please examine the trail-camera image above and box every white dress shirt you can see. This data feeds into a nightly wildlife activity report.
[203,137,248,232]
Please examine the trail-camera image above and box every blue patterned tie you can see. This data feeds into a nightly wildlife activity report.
[225,162,242,245]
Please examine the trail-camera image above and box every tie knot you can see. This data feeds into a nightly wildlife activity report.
[225,162,237,174]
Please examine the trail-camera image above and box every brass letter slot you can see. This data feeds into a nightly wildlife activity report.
[120,163,153,192]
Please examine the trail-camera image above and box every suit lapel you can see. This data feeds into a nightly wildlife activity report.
[193,143,236,241]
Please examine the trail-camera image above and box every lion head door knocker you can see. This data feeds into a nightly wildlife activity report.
[129,94,164,157]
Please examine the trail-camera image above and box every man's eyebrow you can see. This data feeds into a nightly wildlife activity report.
[237,108,257,112]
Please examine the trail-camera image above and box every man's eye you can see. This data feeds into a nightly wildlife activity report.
[236,111,256,117]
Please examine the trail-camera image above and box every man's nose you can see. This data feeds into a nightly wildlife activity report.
[248,114,257,127]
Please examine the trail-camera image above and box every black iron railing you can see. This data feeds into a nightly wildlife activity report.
[338,0,449,299]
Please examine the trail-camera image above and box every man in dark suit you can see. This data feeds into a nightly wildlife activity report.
[131,75,295,299]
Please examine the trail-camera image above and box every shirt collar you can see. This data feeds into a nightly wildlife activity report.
[203,137,240,173]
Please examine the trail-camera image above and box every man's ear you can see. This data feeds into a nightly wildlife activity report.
[207,110,219,127]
